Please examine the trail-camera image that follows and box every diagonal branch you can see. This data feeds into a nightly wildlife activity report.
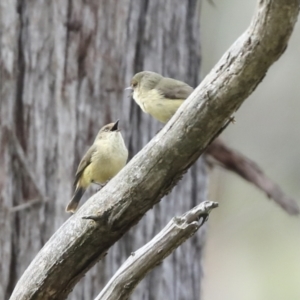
[206,139,300,215]
[95,201,218,300]
[10,1,300,299]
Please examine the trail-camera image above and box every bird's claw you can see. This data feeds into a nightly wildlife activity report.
[92,180,108,192]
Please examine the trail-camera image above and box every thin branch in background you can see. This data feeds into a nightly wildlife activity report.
[95,201,218,300]
[206,139,299,215]
[9,198,43,213]
[8,128,48,205]
[206,0,216,7]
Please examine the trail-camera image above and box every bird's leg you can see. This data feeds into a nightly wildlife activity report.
[92,180,109,192]
[91,180,104,187]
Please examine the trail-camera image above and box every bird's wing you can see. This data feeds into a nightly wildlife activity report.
[73,145,97,186]
[156,77,194,100]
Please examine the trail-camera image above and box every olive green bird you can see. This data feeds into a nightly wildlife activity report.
[126,71,193,123]
[66,120,128,213]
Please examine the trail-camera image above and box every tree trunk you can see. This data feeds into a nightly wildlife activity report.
[0,1,203,299]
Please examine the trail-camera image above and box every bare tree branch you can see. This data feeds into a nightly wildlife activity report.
[206,139,300,215]
[10,0,300,299]
[9,198,43,213]
[95,201,217,300]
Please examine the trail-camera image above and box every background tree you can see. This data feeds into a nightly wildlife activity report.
[0,1,204,299]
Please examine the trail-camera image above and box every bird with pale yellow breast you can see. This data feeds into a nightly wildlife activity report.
[66,120,128,213]
[126,71,193,123]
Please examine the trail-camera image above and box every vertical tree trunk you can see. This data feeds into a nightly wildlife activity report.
[0,1,204,299]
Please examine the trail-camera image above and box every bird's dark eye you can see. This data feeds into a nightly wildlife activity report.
[132,82,137,88]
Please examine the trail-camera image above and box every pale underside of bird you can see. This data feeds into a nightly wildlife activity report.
[127,71,194,123]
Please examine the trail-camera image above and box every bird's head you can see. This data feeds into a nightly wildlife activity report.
[125,71,163,94]
[95,120,121,141]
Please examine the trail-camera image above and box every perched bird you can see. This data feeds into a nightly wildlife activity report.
[66,120,128,213]
[126,71,193,123]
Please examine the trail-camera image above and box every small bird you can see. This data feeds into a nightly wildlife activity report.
[66,120,128,213]
[126,71,193,123]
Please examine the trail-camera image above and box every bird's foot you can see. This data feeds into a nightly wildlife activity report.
[92,180,108,192]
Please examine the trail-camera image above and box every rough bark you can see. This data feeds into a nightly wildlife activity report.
[0,1,203,299]
[7,0,300,299]
[95,201,218,300]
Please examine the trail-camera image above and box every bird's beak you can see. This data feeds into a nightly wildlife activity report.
[124,86,133,91]
[110,120,119,131]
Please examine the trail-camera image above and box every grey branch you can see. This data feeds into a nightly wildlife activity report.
[8,128,48,204]
[95,201,218,300]
[10,0,299,299]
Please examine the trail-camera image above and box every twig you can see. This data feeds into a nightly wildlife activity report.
[10,198,44,213]
[206,139,299,215]
[8,128,48,204]
[95,201,218,300]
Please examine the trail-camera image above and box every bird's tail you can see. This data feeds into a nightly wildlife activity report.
[65,186,85,213]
